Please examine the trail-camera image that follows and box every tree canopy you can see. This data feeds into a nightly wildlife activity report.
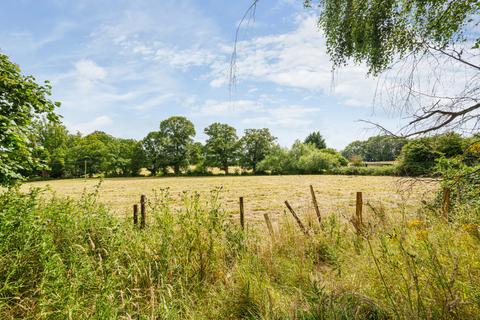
[159,116,196,175]
[306,0,480,75]
[304,131,326,149]
[239,128,276,173]
[0,54,60,185]
[204,123,239,174]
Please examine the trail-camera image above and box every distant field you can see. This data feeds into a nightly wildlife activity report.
[23,175,439,222]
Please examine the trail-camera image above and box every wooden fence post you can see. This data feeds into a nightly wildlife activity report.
[239,197,245,230]
[442,187,450,221]
[140,195,146,229]
[310,185,321,225]
[356,192,363,230]
[284,200,308,235]
[263,213,274,237]
[133,204,138,226]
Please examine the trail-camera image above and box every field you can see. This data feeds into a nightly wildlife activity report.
[24,175,438,222]
[5,175,480,318]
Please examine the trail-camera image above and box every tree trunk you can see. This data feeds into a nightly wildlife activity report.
[224,165,229,175]
[150,167,157,177]
[174,164,180,175]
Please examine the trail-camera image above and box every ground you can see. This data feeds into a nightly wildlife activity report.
[24,175,438,223]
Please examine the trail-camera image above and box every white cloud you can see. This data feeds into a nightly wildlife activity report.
[75,59,107,80]
[68,115,113,134]
[205,15,378,108]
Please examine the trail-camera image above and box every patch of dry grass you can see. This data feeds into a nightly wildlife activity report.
[23,175,438,223]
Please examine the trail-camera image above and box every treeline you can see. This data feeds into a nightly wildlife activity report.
[28,116,476,179]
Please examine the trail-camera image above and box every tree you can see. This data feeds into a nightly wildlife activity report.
[0,53,59,185]
[342,135,407,162]
[306,0,480,136]
[159,116,196,175]
[304,131,326,149]
[398,139,442,176]
[204,123,239,174]
[239,128,276,173]
[141,131,167,176]
[30,119,69,178]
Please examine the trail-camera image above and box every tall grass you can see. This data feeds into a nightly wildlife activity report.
[0,184,479,319]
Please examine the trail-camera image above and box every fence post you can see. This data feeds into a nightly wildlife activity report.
[356,192,363,229]
[284,200,308,235]
[442,187,450,221]
[310,185,321,225]
[140,195,146,229]
[263,213,274,237]
[133,204,138,226]
[239,197,245,230]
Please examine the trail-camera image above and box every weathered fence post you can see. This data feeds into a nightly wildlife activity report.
[239,197,245,230]
[263,213,274,237]
[310,185,321,225]
[442,187,450,221]
[133,204,138,226]
[356,192,363,227]
[284,200,308,235]
[140,195,146,229]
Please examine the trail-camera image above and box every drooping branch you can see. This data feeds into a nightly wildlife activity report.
[229,0,259,96]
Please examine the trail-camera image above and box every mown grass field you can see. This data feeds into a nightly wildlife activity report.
[24,175,438,222]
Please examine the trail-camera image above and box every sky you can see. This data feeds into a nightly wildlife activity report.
[0,0,408,149]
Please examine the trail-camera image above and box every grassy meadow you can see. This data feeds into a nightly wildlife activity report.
[2,175,479,319]
[23,175,437,222]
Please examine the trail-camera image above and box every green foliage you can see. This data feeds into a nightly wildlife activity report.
[239,128,276,173]
[307,0,480,74]
[204,123,239,174]
[342,135,407,162]
[258,142,348,174]
[0,54,59,185]
[328,165,400,176]
[398,133,466,176]
[304,131,326,149]
[159,116,196,175]
[141,131,167,176]
[398,139,442,176]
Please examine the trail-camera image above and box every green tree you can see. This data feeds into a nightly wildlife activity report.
[342,135,407,162]
[204,123,239,174]
[0,54,60,185]
[141,131,167,176]
[239,128,276,173]
[398,139,442,176]
[304,131,326,149]
[30,119,69,178]
[307,0,479,75]
[160,116,196,175]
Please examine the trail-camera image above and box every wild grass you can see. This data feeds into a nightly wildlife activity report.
[1,183,479,319]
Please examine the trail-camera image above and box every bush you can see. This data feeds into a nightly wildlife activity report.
[258,142,348,174]
[398,139,442,176]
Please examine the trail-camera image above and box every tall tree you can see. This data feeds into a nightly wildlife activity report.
[204,123,239,174]
[239,128,276,173]
[304,131,326,149]
[30,119,69,178]
[0,54,59,185]
[306,0,480,136]
[159,116,196,175]
[141,131,167,176]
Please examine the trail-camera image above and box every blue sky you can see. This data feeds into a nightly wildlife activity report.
[0,0,406,149]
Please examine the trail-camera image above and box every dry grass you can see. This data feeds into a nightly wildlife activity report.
[23,175,438,222]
